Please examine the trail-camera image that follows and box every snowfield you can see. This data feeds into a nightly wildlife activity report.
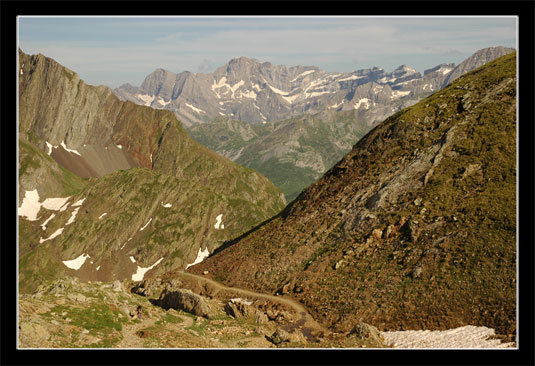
[41,213,56,231]
[131,257,164,281]
[214,214,224,229]
[381,325,515,349]
[62,253,90,270]
[185,247,210,270]
[18,190,42,221]
[39,227,64,243]
[60,140,82,156]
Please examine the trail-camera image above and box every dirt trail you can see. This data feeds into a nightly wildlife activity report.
[115,317,156,348]
[176,271,328,337]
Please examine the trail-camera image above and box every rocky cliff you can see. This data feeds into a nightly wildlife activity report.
[188,53,517,339]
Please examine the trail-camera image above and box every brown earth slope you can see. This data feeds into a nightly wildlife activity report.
[189,53,517,338]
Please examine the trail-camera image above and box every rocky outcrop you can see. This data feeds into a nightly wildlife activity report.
[348,322,385,347]
[190,53,517,338]
[224,298,268,324]
[157,289,218,319]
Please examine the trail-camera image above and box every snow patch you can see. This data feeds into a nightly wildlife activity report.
[41,213,56,231]
[267,84,290,96]
[157,97,170,106]
[72,198,86,207]
[281,94,301,104]
[229,80,245,96]
[132,257,164,281]
[354,98,371,110]
[391,90,411,99]
[98,213,107,220]
[62,253,90,270]
[129,256,136,263]
[60,140,82,156]
[214,214,224,229]
[378,76,398,83]
[40,227,64,243]
[136,93,155,106]
[307,90,331,98]
[140,218,152,231]
[185,103,206,114]
[241,90,257,99]
[185,247,210,270]
[329,101,344,110]
[439,67,453,75]
[219,112,225,116]
[120,242,127,250]
[290,70,315,82]
[423,84,434,91]
[211,77,228,98]
[65,207,80,225]
[20,64,24,75]
[45,142,53,155]
[117,145,122,149]
[18,189,42,221]
[338,75,363,82]
[96,266,100,271]
[162,203,172,208]
[381,325,515,349]
[42,197,71,211]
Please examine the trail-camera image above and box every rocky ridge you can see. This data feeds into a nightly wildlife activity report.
[188,53,517,339]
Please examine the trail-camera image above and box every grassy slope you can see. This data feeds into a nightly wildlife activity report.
[189,53,517,337]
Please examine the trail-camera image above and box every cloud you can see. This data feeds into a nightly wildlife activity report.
[197,59,213,73]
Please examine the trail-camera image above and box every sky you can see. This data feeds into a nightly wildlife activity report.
[18,16,517,89]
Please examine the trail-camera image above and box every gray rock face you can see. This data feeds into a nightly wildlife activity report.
[158,289,217,319]
[442,46,515,87]
[113,47,515,128]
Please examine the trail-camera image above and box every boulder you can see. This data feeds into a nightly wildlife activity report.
[224,298,268,324]
[111,280,123,292]
[348,322,385,346]
[158,289,216,319]
[270,328,291,345]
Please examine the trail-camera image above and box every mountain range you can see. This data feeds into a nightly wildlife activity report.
[114,47,514,128]
[178,47,515,201]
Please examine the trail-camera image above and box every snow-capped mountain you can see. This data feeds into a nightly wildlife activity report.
[113,47,514,127]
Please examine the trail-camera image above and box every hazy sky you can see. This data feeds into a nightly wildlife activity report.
[18,16,517,89]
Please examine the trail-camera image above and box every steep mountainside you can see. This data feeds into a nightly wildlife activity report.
[188,53,517,339]
[18,50,286,293]
[188,111,371,201]
[113,47,514,127]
